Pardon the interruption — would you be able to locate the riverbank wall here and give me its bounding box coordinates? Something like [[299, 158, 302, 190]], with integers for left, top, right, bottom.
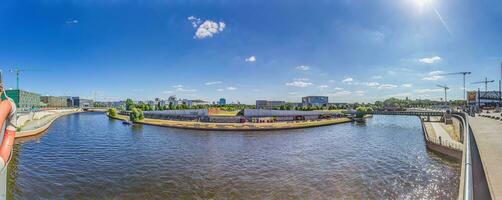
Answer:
[[420, 118, 462, 160], [108, 114, 353, 131], [15, 109, 83, 138]]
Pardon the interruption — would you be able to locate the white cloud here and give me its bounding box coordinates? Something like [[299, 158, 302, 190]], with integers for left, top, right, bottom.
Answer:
[[245, 56, 256, 62], [415, 88, 444, 93], [295, 78, 309, 81], [218, 22, 225, 31], [173, 85, 196, 92], [177, 88, 197, 92], [217, 88, 224, 92], [428, 70, 443, 75], [334, 87, 344, 90], [366, 82, 380, 87], [328, 90, 352, 96], [296, 65, 310, 71], [187, 16, 201, 28], [288, 92, 299, 95], [66, 19, 79, 24], [189, 17, 226, 39], [378, 84, 398, 89], [342, 77, 353, 83], [286, 81, 313, 88], [401, 83, 413, 88], [319, 85, 329, 89], [371, 75, 383, 79], [419, 56, 442, 64], [422, 71, 444, 81], [387, 92, 412, 97], [226, 86, 237, 91], [205, 81, 222, 85], [163, 91, 174, 94], [355, 90, 365, 96], [422, 76, 442, 80], [328, 80, 336, 83]]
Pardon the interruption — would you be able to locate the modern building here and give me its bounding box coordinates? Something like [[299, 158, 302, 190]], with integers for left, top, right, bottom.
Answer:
[[302, 96, 329, 107], [41, 96, 68, 108], [2, 89, 41, 111], [147, 100, 156, 110], [219, 98, 226, 105], [154, 98, 166, 108], [179, 99, 210, 107], [72, 97, 94, 108], [167, 96, 178, 106], [61, 96, 74, 107], [256, 100, 286, 109], [467, 90, 501, 108]]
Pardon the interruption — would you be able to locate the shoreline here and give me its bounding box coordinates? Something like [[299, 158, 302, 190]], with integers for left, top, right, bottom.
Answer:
[[15, 110, 83, 138], [108, 114, 353, 131]]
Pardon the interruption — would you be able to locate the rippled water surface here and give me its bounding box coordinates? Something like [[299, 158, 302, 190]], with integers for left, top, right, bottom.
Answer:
[[8, 113, 460, 199]]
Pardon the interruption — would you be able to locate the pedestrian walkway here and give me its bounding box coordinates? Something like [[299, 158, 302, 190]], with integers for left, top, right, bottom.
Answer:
[[469, 116, 502, 199], [431, 122, 462, 147]]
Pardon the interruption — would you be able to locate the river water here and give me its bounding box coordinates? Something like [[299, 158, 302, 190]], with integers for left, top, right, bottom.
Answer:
[[8, 112, 460, 199]]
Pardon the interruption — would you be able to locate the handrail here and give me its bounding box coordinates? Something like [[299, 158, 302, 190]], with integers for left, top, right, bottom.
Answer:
[[453, 113, 472, 200]]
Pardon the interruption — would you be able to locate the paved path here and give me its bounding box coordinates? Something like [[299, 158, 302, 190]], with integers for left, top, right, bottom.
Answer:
[[431, 122, 462, 147], [469, 116, 502, 199]]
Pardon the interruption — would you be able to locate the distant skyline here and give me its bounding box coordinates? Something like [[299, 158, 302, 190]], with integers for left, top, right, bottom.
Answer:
[[1, 0, 502, 104]]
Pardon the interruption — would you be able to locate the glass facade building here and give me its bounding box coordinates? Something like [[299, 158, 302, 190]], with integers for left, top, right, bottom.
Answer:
[[302, 96, 329, 107], [41, 96, 68, 108], [2, 89, 41, 111]]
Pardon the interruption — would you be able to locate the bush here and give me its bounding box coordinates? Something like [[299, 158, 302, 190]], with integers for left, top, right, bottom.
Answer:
[[355, 106, 371, 118], [108, 108, 117, 117], [129, 108, 144, 122]]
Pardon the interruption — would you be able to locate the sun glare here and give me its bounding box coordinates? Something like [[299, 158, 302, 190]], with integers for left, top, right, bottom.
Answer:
[[414, 0, 431, 12]]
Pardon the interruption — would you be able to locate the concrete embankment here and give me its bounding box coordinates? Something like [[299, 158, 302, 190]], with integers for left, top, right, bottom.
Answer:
[[15, 109, 82, 138], [109, 114, 353, 131], [421, 117, 462, 160]]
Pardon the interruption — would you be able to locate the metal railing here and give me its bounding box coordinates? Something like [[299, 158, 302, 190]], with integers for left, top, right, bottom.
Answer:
[[454, 113, 472, 200]]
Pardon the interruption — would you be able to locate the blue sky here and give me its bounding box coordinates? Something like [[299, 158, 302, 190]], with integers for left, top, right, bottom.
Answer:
[[1, 0, 502, 104]]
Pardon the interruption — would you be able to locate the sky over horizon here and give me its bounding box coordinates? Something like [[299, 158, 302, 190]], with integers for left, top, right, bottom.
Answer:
[[1, 0, 502, 104]]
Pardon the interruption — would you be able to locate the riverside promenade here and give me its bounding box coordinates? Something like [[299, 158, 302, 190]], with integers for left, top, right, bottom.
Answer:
[[469, 115, 502, 199]]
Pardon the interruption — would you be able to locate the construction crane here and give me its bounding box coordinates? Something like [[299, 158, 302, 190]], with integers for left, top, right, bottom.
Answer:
[[438, 72, 471, 106], [436, 84, 450, 105], [471, 77, 495, 92], [8, 68, 47, 90]]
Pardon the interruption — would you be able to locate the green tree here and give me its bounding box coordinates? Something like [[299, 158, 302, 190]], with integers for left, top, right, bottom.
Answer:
[[108, 108, 117, 117], [126, 99, 135, 111], [355, 106, 369, 118], [129, 108, 144, 122]]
